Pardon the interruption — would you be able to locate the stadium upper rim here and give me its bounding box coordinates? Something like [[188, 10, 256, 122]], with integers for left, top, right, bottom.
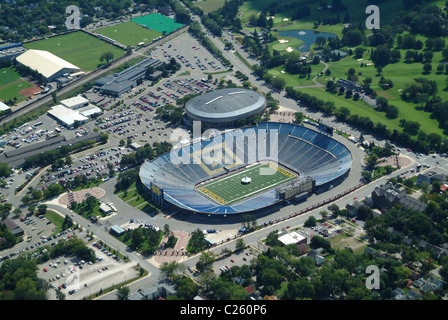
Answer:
[[139, 122, 353, 214]]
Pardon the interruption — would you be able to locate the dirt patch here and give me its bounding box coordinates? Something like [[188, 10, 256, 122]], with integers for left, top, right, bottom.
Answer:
[[19, 81, 42, 97]]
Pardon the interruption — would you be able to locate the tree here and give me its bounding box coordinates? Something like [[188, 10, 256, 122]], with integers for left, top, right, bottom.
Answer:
[[304, 216, 317, 228], [100, 51, 114, 65], [423, 63, 432, 74], [116, 286, 130, 300]]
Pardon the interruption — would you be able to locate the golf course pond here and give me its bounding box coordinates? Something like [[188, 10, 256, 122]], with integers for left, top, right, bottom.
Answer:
[[277, 29, 337, 52]]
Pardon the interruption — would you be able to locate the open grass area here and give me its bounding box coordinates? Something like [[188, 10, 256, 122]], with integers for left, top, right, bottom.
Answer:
[[0, 67, 21, 87], [330, 232, 367, 254], [115, 181, 159, 214], [23, 31, 126, 72], [197, 162, 297, 205], [195, 0, 227, 13], [268, 63, 325, 87], [94, 21, 162, 47], [45, 210, 65, 234], [299, 86, 445, 137], [0, 80, 33, 103]]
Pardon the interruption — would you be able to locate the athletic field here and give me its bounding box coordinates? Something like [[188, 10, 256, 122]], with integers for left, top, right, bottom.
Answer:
[[0, 67, 21, 87], [131, 13, 185, 34], [23, 31, 126, 72], [196, 162, 297, 205], [95, 21, 163, 47]]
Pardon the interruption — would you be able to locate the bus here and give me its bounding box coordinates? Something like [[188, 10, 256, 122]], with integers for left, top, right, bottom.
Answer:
[[34, 121, 43, 126]]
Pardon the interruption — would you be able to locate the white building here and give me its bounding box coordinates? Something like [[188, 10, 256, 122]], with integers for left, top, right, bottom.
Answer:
[[16, 49, 81, 81], [47, 105, 89, 129], [278, 231, 307, 246], [60, 95, 89, 110]]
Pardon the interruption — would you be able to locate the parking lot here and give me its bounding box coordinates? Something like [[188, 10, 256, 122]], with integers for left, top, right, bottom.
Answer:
[[38, 239, 137, 300]]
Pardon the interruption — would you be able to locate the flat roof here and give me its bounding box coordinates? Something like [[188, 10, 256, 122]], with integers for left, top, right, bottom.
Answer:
[[48, 105, 88, 126], [278, 232, 306, 245], [60, 95, 89, 108]]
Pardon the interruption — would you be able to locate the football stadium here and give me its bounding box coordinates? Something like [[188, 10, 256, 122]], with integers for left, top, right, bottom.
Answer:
[[139, 122, 353, 215]]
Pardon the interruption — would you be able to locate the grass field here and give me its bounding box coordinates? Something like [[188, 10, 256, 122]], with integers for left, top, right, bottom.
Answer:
[[195, 0, 227, 13], [0, 67, 21, 87], [94, 21, 162, 47], [197, 162, 297, 205], [0, 81, 33, 103], [23, 31, 126, 72]]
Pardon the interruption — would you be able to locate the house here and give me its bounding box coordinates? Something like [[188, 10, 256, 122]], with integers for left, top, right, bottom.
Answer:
[[1, 218, 24, 237], [233, 276, 245, 286], [371, 183, 406, 211], [129, 281, 177, 300], [406, 289, 421, 300], [416, 171, 446, 187], [371, 183, 426, 212], [345, 200, 363, 217]]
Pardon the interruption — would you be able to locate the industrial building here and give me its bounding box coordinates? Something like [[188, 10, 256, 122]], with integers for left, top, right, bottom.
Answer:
[[47, 105, 89, 128], [47, 95, 103, 128], [184, 88, 267, 128], [16, 49, 81, 81], [0, 101, 11, 115], [94, 57, 163, 96]]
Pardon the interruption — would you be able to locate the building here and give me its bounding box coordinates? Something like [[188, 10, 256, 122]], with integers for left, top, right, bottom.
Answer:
[[278, 231, 307, 246], [47, 105, 89, 129], [110, 225, 125, 236], [416, 171, 446, 187], [60, 96, 89, 110], [0, 101, 11, 116], [1, 218, 24, 237], [95, 57, 163, 96], [128, 281, 177, 300], [16, 49, 81, 81], [47, 96, 102, 128], [371, 183, 427, 213], [184, 88, 267, 128]]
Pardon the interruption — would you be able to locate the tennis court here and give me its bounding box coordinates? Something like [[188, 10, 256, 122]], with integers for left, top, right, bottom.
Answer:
[[131, 13, 185, 34]]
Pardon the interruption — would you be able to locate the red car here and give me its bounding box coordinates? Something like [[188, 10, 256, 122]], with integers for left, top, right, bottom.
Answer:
[[231, 259, 235, 263], [43, 268, 48, 272]]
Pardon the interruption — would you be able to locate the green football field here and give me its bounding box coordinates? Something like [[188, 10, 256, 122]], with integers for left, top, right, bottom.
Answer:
[[94, 22, 163, 47], [23, 31, 126, 72], [197, 162, 297, 205], [0, 67, 21, 87]]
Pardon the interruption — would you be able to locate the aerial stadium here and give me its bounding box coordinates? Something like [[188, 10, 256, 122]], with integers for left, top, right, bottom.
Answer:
[[183, 88, 267, 128], [139, 122, 353, 215]]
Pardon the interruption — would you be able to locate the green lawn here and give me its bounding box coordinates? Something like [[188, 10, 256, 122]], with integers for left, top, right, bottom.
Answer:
[[308, 32, 448, 137], [23, 31, 126, 72], [0, 67, 21, 87], [195, 0, 227, 13], [197, 162, 297, 205], [0, 81, 33, 102], [94, 22, 162, 47], [268, 63, 325, 87]]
